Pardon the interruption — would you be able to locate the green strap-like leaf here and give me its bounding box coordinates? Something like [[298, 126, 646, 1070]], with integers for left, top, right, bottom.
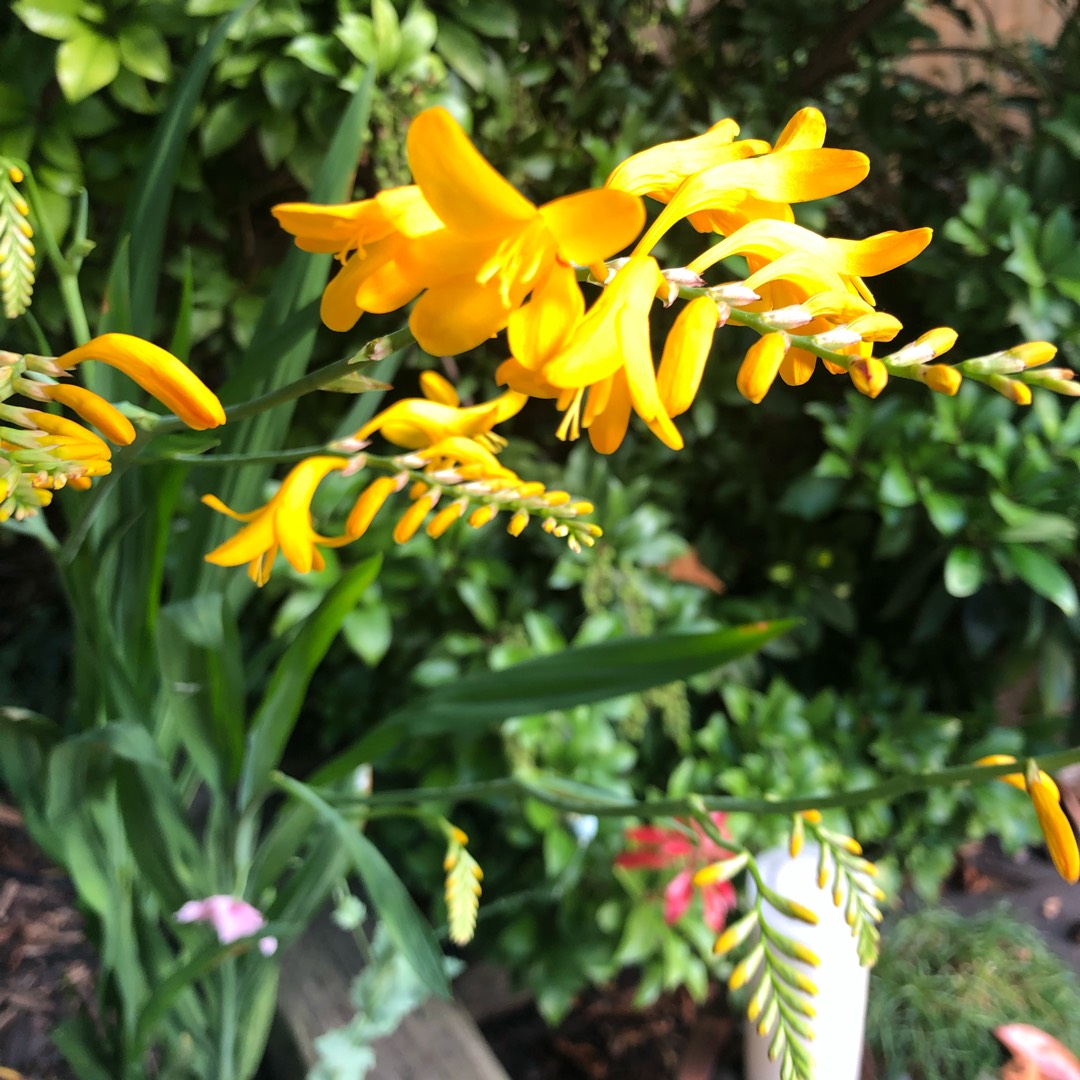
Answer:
[[177, 67, 376, 599], [238, 556, 382, 808], [333, 619, 798, 768], [274, 773, 449, 999], [104, 1, 253, 337]]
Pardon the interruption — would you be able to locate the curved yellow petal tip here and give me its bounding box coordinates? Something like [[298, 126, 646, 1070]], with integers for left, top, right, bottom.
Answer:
[[1030, 776, 1080, 884], [737, 332, 788, 404], [56, 333, 226, 431]]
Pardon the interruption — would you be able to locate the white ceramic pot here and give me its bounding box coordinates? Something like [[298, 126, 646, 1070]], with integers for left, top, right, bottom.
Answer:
[[743, 845, 870, 1080]]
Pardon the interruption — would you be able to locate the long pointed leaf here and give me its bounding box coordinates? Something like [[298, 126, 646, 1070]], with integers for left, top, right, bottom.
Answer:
[[106, 2, 254, 336], [238, 555, 382, 807], [274, 774, 449, 999], [334, 619, 798, 769], [178, 68, 376, 598], [249, 619, 795, 895]]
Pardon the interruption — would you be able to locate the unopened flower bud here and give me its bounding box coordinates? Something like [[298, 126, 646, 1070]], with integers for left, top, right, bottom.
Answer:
[[987, 374, 1033, 405], [708, 281, 760, 306], [888, 327, 958, 367], [919, 364, 963, 396], [811, 327, 863, 349], [848, 356, 888, 398], [660, 267, 709, 307], [1006, 341, 1057, 367], [762, 305, 813, 330]]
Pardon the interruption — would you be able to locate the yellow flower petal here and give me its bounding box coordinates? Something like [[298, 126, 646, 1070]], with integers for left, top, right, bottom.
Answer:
[[272, 198, 393, 255], [420, 370, 460, 407], [736, 331, 789, 403], [507, 263, 583, 372], [538, 189, 645, 266], [410, 275, 527, 357], [1030, 775, 1080, 884], [346, 475, 398, 538], [606, 119, 767, 197], [407, 107, 534, 237], [779, 346, 817, 386], [773, 107, 827, 151], [544, 257, 664, 390], [16, 410, 112, 458], [921, 365, 963, 395], [657, 296, 718, 417], [586, 369, 633, 454], [635, 149, 870, 256]]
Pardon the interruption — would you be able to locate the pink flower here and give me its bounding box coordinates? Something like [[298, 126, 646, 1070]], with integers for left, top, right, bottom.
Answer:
[[614, 812, 737, 932], [175, 895, 278, 956]]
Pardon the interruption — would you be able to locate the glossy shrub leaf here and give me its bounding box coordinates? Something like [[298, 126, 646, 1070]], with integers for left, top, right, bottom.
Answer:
[[1004, 544, 1079, 615], [57, 30, 121, 103], [275, 774, 449, 999], [118, 23, 172, 82], [944, 545, 984, 598], [13, 0, 85, 40]]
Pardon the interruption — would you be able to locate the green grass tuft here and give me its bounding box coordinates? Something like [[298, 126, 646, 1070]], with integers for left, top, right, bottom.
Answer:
[[867, 904, 1080, 1080]]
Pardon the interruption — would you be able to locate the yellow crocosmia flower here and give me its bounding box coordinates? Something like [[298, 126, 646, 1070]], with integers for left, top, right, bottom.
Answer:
[[631, 110, 869, 256], [976, 754, 1077, 883], [353, 388, 526, 452], [273, 197, 395, 255], [1030, 774, 1080, 884], [606, 117, 770, 201], [275, 187, 443, 333], [846, 312, 904, 342], [737, 331, 789, 404], [383, 107, 643, 356], [415, 435, 512, 477], [426, 499, 467, 538], [55, 334, 225, 430], [656, 295, 720, 418], [804, 290, 876, 322], [688, 220, 932, 308], [889, 327, 958, 365], [41, 383, 137, 444], [202, 456, 351, 586], [542, 256, 682, 453], [988, 374, 1033, 405]]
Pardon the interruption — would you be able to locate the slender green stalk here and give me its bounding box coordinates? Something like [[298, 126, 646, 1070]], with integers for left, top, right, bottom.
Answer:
[[152, 325, 417, 438], [57, 271, 92, 346], [335, 748, 1080, 818], [218, 959, 237, 1080]]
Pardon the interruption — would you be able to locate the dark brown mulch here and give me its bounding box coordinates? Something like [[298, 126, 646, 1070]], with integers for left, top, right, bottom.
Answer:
[[480, 973, 736, 1080], [0, 802, 94, 1080]]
